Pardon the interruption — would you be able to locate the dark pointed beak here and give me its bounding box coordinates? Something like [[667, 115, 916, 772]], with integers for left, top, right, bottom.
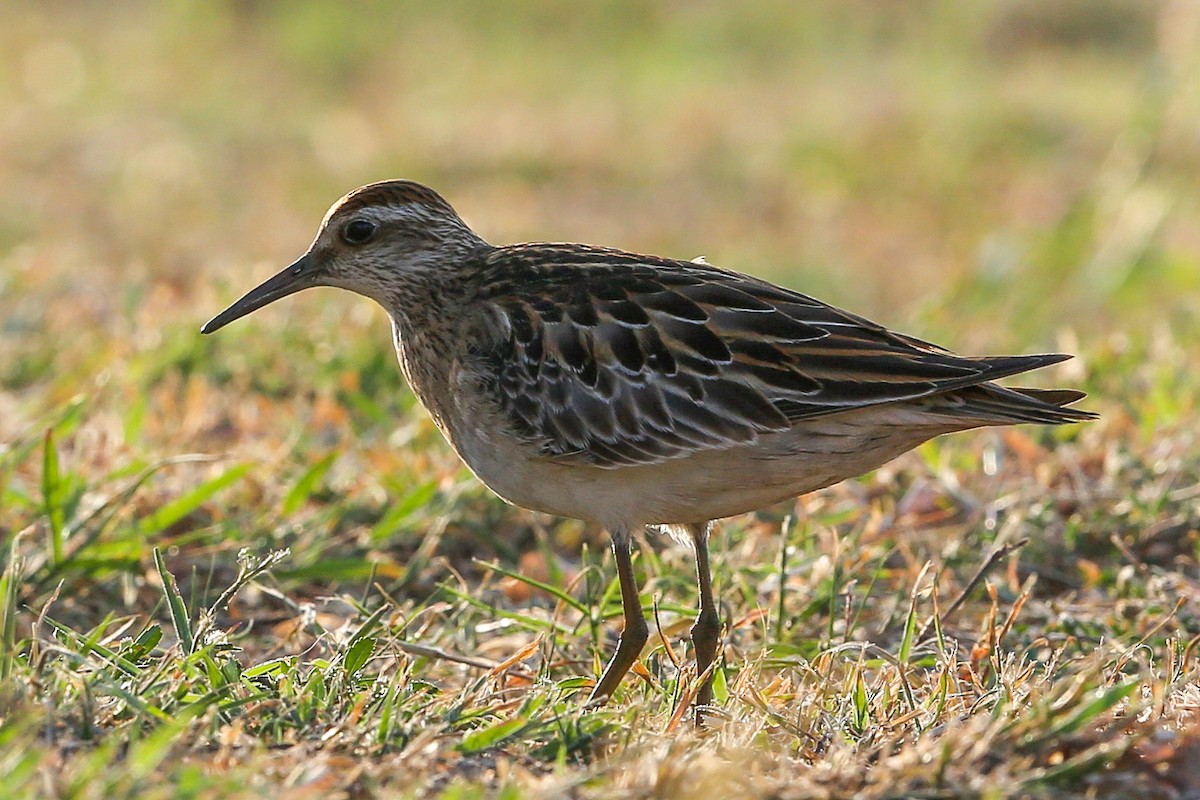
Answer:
[[201, 254, 321, 334]]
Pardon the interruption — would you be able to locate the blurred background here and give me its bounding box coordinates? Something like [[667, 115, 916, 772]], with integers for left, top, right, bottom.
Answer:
[[2, 0, 1198, 599]]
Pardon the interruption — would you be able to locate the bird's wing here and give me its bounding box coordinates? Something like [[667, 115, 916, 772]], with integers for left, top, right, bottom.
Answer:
[[464, 245, 1069, 468]]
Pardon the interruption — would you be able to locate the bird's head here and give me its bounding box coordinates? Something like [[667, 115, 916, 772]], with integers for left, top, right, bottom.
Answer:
[[201, 180, 487, 334]]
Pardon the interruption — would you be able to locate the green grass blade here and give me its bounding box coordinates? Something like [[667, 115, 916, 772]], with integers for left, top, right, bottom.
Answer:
[[345, 602, 390, 650], [459, 715, 529, 753], [369, 480, 439, 542], [138, 464, 250, 536], [1022, 681, 1140, 749], [0, 535, 23, 680], [281, 452, 337, 516], [476, 559, 588, 614], [851, 669, 869, 731], [39, 617, 141, 676], [153, 548, 194, 654], [2, 396, 87, 474], [897, 590, 919, 664], [441, 586, 576, 636], [343, 636, 376, 676], [41, 428, 65, 565]]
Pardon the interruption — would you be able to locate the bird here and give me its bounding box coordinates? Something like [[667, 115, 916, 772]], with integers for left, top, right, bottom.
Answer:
[[201, 179, 1096, 717]]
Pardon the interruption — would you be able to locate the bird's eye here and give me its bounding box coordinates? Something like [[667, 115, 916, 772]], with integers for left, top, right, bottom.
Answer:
[[341, 219, 377, 245]]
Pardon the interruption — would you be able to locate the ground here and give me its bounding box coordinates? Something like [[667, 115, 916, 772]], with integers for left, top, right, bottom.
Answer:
[[2, 2, 1199, 798]]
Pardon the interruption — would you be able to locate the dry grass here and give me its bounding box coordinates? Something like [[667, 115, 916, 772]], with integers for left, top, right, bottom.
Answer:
[[2, 2, 1199, 798]]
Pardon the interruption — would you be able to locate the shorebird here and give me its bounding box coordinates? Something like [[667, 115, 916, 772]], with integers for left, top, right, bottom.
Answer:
[[202, 180, 1095, 715]]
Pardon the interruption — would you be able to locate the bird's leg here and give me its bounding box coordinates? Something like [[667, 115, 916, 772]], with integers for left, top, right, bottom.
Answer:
[[687, 521, 722, 715], [588, 531, 648, 705]]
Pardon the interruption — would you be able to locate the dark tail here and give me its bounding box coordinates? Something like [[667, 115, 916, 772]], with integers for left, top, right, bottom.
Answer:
[[938, 382, 1098, 426], [915, 352, 1097, 426]]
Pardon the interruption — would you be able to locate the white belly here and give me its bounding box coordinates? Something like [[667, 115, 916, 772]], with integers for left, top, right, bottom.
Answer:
[[446, 402, 943, 531]]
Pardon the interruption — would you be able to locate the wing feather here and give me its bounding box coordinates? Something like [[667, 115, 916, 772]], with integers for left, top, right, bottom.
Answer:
[[464, 245, 1077, 467]]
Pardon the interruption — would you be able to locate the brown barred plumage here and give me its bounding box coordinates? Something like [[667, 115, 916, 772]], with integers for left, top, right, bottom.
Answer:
[[203, 179, 1096, 718]]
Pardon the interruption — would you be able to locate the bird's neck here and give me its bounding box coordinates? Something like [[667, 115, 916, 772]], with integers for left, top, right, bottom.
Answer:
[[384, 243, 491, 433], [388, 290, 463, 434]]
